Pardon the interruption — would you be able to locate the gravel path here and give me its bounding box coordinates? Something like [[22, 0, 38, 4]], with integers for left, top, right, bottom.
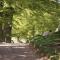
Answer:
[[0, 43, 40, 60]]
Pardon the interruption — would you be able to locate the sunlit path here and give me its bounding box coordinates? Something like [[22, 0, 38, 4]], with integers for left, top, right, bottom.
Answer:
[[0, 43, 40, 60]]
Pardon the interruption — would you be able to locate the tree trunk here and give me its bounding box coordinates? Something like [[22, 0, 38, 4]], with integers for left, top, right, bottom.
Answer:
[[0, 0, 4, 42], [3, 7, 14, 43], [0, 23, 3, 42]]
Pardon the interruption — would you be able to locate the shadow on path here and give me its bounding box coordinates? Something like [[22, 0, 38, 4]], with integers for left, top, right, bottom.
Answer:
[[0, 43, 40, 60]]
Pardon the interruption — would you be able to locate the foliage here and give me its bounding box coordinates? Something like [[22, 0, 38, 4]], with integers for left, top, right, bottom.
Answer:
[[29, 33, 60, 55], [11, 0, 60, 38], [0, 0, 60, 42], [30, 35, 54, 47]]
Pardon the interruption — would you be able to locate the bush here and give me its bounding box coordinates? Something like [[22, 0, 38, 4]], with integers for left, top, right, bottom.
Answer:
[[30, 35, 55, 47], [29, 34, 60, 55]]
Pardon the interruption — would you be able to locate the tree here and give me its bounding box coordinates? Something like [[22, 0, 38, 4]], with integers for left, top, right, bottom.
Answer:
[[0, 0, 14, 42], [12, 0, 60, 39], [0, 0, 60, 42], [3, 6, 14, 43], [0, 0, 4, 42]]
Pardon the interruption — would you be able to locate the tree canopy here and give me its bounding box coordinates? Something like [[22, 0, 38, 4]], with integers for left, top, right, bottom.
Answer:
[[0, 0, 60, 41], [11, 0, 60, 38]]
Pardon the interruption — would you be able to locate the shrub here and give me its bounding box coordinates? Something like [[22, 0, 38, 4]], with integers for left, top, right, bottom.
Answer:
[[30, 34, 60, 55]]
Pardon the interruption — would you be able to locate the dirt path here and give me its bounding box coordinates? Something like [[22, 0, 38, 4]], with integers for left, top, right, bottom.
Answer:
[[0, 43, 40, 60]]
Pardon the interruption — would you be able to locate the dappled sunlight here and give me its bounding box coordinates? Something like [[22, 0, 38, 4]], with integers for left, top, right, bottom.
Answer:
[[11, 37, 27, 43], [0, 0, 60, 60], [18, 55, 27, 57], [0, 43, 40, 60], [24, 52, 28, 54], [12, 46, 25, 49]]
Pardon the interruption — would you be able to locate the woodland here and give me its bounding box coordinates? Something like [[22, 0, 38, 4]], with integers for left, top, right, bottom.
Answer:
[[0, 0, 60, 59]]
